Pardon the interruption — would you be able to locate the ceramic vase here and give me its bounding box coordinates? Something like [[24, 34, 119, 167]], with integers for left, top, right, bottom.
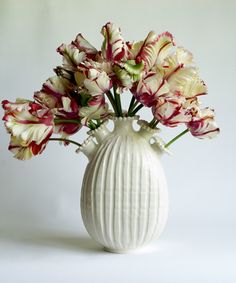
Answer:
[[78, 116, 169, 253]]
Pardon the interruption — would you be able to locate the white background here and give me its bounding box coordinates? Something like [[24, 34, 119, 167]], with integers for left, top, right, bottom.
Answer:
[[0, 0, 235, 282]]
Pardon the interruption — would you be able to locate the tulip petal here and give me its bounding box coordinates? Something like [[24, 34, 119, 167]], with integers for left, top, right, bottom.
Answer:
[[187, 107, 220, 138], [72, 33, 97, 56], [57, 43, 86, 70], [8, 135, 49, 160], [132, 72, 169, 107], [3, 102, 54, 144], [2, 99, 31, 112], [113, 65, 133, 91], [84, 68, 112, 96], [135, 31, 174, 71], [157, 46, 194, 77], [2, 100, 54, 159], [101, 22, 127, 62], [152, 95, 191, 127], [42, 76, 71, 98], [127, 41, 144, 60], [79, 95, 109, 125], [156, 31, 175, 55], [168, 67, 207, 98], [135, 31, 159, 71]]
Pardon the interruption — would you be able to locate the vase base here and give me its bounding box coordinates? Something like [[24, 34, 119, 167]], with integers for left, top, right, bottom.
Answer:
[[103, 247, 138, 254]]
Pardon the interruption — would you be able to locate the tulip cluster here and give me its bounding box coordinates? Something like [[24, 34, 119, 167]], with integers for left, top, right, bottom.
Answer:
[[2, 22, 219, 160]]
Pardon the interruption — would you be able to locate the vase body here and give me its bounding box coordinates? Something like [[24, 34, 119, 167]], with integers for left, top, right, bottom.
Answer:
[[79, 117, 168, 253]]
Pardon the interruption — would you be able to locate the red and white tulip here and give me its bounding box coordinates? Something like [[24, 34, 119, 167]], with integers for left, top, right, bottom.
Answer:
[[34, 76, 81, 136], [72, 33, 97, 59], [152, 94, 191, 127], [2, 100, 54, 160], [156, 46, 194, 77], [132, 72, 169, 107], [167, 67, 207, 99], [8, 135, 49, 160], [187, 107, 220, 138], [53, 96, 81, 136], [1, 22, 220, 159], [79, 95, 109, 125], [133, 31, 174, 72], [101, 22, 128, 63], [113, 65, 133, 92], [84, 68, 112, 96], [57, 43, 86, 71]]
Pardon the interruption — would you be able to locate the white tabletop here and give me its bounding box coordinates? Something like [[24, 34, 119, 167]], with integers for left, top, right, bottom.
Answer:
[[0, 218, 235, 283]]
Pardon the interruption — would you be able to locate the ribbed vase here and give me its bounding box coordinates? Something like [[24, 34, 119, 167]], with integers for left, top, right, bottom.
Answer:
[[78, 117, 168, 253]]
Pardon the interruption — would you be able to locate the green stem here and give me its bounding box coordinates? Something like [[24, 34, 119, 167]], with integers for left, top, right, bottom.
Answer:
[[130, 104, 144, 116], [88, 120, 97, 130], [128, 96, 137, 115], [131, 101, 139, 112], [49, 138, 81, 147], [148, 117, 159, 128], [113, 86, 123, 117], [54, 118, 81, 124], [164, 129, 189, 148], [96, 119, 102, 127], [106, 90, 119, 116]]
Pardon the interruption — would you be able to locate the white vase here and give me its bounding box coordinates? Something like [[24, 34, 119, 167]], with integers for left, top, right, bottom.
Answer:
[[78, 116, 169, 253]]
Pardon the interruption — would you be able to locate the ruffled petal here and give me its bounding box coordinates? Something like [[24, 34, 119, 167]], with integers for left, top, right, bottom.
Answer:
[[168, 67, 207, 98], [79, 95, 109, 125], [84, 68, 112, 96], [8, 135, 49, 160], [157, 46, 194, 77], [127, 41, 143, 60], [2, 99, 31, 112], [57, 43, 86, 70], [101, 22, 128, 62], [156, 32, 175, 55], [42, 76, 71, 98], [72, 33, 97, 57], [132, 72, 169, 107], [53, 96, 81, 135], [152, 95, 191, 127], [34, 91, 59, 109], [3, 101, 54, 144], [113, 65, 133, 91], [135, 31, 174, 71], [135, 31, 159, 71], [2, 100, 54, 159], [187, 107, 220, 138]]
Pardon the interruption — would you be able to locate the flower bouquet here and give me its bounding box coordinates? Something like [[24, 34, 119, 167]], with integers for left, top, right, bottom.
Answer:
[[2, 22, 219, 252]]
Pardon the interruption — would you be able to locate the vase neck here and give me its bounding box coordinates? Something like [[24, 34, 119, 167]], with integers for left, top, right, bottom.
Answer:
[[113, 116, 138, 134], [88, 120, 110, 143]]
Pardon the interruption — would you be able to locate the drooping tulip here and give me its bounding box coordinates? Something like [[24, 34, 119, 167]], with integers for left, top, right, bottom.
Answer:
[[187, 107, 220, 138], [2, 99, 54, 159]]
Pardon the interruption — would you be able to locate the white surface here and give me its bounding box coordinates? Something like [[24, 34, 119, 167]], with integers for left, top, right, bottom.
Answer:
[[0, 0, 235, 282]]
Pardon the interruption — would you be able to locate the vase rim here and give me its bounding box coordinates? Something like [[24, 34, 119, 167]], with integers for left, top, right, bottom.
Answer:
[[87, 119, 109, 136], [76, 135, 95, 154], [109, 115, 139, 122]]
